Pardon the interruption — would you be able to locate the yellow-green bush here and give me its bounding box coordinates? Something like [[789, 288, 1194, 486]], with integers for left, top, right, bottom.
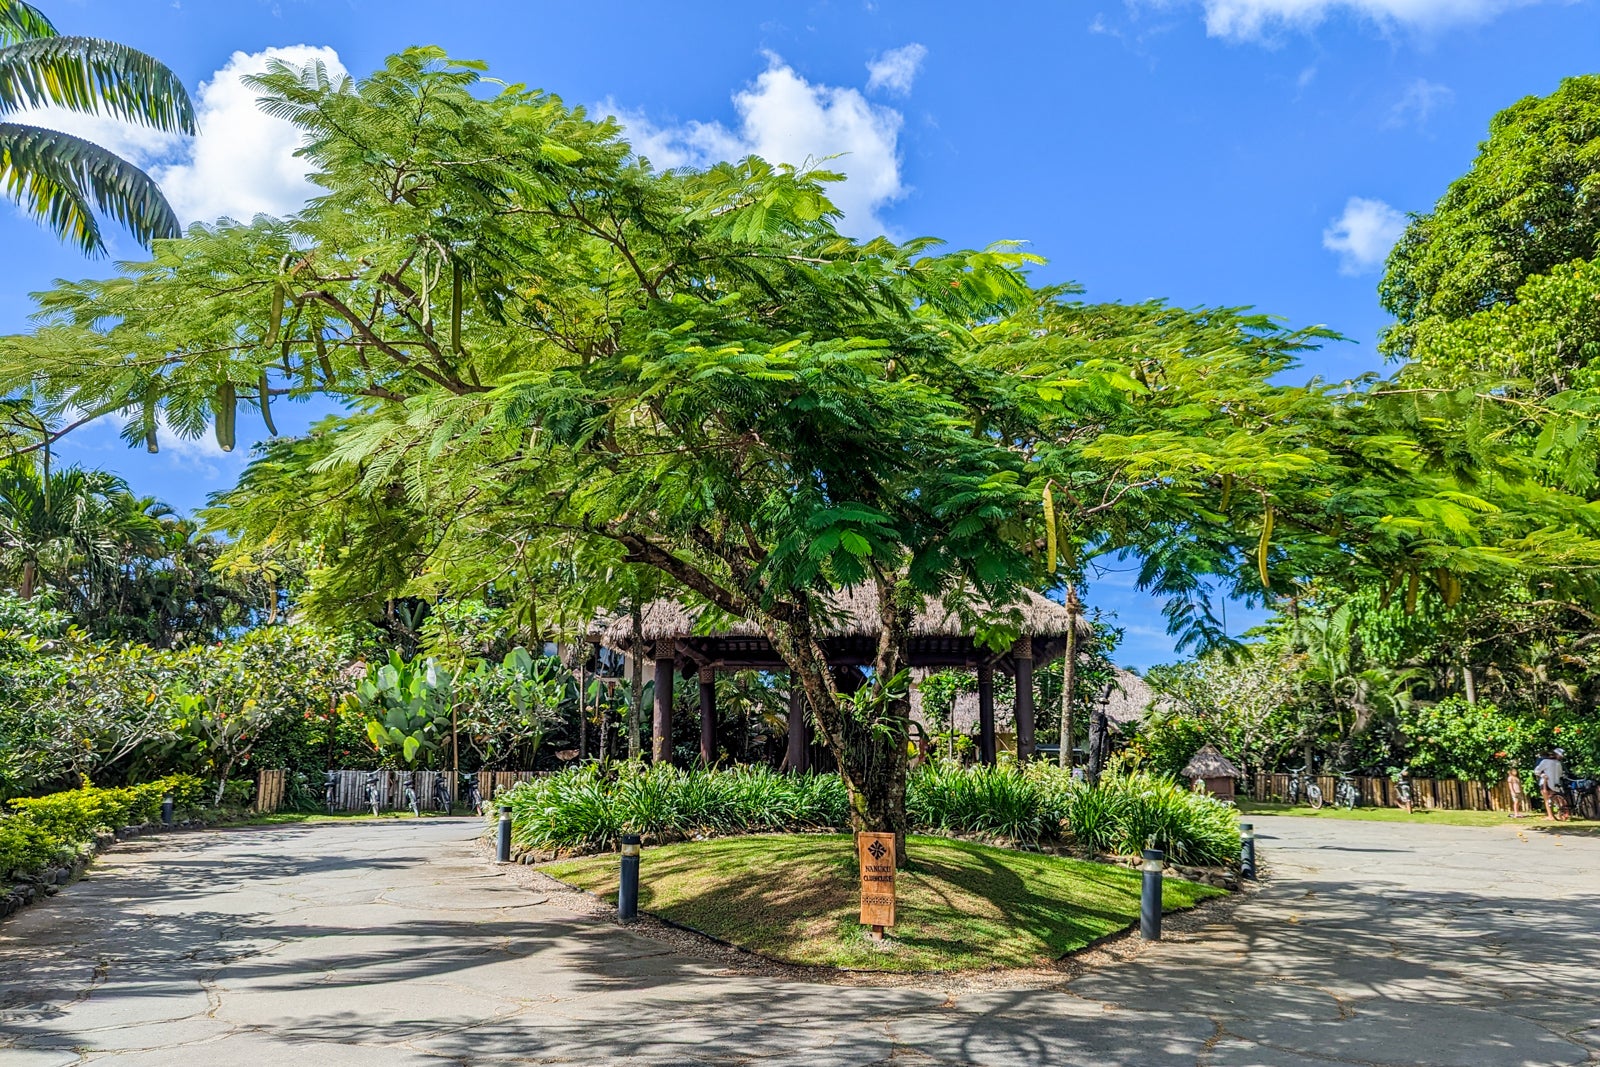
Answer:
[[0, 774, 206, 880]]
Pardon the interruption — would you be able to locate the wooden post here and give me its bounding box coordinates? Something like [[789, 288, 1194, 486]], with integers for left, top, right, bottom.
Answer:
[[788, 671, 809, 774], [1014, 637, 1035, 762], [699, 666, 716, 766], [977, 663, 997, 766], [652, 640, 675, 765]]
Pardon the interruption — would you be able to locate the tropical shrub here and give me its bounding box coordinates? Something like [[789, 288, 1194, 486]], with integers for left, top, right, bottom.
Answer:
[[0, 774, 208, 879], [503, 762, 1241, 867]]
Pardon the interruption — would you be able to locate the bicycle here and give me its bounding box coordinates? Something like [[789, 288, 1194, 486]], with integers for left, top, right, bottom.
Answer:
[[324, 771, 338, 814], [364, 771, 381, 816], [432, 773, 452, 814], [1333, 773, 1359, 810], [1567, 778, 1598, 821], [403, 772, 421, 818], [1394, 773, 1414, 815], [459, 772, 482, 816], [1289, 768, 1324, 809]]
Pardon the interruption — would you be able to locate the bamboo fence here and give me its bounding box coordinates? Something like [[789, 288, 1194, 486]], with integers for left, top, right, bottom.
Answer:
[[1252, 772, 1514, 811], [253, 769, 543, 814]]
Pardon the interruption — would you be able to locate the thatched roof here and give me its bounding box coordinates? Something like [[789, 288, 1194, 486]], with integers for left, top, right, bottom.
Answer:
[[1103, 669, 1154, 726], [592, 584, 1089, 651], [1182, 744, 1242, 779]]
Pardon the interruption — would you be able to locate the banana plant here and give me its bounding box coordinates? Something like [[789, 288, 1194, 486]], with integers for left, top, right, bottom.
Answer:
[[348, 650, 455, 767]]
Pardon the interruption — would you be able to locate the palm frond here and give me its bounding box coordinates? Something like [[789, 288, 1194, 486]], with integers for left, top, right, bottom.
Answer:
[[0, 122, 180, 252], [0, 36, 195, 132], [0, 1, 53, 46]]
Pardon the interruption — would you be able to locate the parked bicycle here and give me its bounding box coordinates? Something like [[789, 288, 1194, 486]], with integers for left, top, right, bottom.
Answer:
[[1289, 768, 1325, 809], [364, 771, 381, 816], [1561, 777, 1597, 821], [1394, 771, 1414, 815], [402, 772, 421, 818], [432, 773, 452, 814], [1333, 773, 1359, 810], [460, 772, 483, 816], [324, 771, 339, 814]]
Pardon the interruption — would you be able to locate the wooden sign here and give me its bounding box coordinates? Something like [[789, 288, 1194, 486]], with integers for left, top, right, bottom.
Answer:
[[856, 831, 896, 935]]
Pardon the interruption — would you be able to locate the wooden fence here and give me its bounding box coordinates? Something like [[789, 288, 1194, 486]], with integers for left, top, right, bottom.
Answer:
[[318, 769, 541, 813], [1252, 772, 1514, 812], [254, 769, 287, 813]]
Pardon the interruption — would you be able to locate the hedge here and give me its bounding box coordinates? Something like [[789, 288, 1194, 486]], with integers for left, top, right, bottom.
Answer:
[[0, 775, 207, 880], [501, 762, 1242, 867]]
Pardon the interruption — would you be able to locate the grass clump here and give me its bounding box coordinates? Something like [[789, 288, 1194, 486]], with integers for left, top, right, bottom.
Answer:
[[502, 761, 1242, 866], [544, 833, 1222, 971]]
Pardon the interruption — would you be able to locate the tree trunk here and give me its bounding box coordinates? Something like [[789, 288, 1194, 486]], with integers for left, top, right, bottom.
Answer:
[[1463, 664, 1477, 705], [628, 600, 644, 761], [20, 559, 36, 601], [763, 580, 912, 866], [1059, 585, 1080, 769]]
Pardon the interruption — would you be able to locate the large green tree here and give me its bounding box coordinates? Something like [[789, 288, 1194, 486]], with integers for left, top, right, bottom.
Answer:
[[0, 0, 194, 254], [5, 49, 1592, 859]]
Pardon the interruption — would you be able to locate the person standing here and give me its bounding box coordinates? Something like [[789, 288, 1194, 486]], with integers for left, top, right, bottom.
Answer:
[[1505, 760, 1528, 818], [1534, 750, 1568, 820]]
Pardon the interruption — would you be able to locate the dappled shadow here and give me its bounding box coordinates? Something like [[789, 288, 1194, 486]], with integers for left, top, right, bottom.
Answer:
[[3, 820, 1597, 1066]]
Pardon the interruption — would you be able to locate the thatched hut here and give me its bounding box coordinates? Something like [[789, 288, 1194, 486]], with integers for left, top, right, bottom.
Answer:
[[590, 585, 1089, 770], [1182, 744, 1242, 800]]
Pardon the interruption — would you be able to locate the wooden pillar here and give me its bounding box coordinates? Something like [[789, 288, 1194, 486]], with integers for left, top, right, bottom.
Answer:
[[1014, 637, 1035, 762], [652, 640, 675, 765], [977, 663, 997, 766], [698, 666, 716, 766], [788, 671, 809, 774]]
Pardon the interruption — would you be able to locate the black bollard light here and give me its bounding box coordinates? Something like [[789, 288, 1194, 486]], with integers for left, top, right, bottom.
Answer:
[[160, 795, 174, 826], [1240, 822, 1257, 880], [1140, 848, 1165, 941], [618, 833, 641, 922], [496, 805, 512, 864]]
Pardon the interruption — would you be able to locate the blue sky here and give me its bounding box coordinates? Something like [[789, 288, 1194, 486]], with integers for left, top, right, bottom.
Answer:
[[5, 0, 1597, 666]]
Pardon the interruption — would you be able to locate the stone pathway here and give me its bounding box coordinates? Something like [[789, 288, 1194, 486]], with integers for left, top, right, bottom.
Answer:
[[0, 814, 1595, 1065]]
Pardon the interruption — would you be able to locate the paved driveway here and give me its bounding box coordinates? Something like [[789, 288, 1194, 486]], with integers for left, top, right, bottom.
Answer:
[[1, 815, 1595, 1066]]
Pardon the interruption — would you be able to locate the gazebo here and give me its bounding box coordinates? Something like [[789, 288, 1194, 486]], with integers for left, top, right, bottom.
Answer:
[[591, 585, 1088, 770], [1182, 744, 1242, 800]]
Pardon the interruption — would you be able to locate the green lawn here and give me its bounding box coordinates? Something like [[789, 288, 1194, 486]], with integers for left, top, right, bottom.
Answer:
[[542, 833, 1222, 972], [1237, 799, 1598, 828]]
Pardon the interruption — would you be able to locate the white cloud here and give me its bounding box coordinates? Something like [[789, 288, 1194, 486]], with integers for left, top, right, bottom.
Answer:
[[1386, 77, 1454, 127], [1193, 0, 1538, 39], [1323, 196, 1407, 275], [865, 43, 928, 96], [13, 45, 346, 226], [605, 55, 908, 238]]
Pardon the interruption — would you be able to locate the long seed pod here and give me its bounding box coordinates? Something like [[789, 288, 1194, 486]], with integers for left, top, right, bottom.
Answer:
[[215, 382, 237, 452], [265, 282, 285, 347], [1256, 506, 1274, 591], [314, 329, 334, 383], [142, 396, 159, 453], [1043, 483, 1057, 574], [259, 372, 278, 436]]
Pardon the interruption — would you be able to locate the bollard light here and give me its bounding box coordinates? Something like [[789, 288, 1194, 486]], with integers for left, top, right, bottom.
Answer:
[[1240, 822, 1256, 880], [161, 795, 174, 827], [496, 805, 512, 864], [618, 833, 641, 922], [1139, 848, 1165, 941]]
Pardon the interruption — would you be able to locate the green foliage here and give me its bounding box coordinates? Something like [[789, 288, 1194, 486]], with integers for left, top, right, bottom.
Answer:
[[504, 762, 1240, 867], [1143, 643, 1302, 776], [1381, 74, 1600, 361], [1398, 697, 1564, 781], [457, 647, 569, 769], [0, 773, 205, 877], [0, 1, 194, 253], [1125, 713, 1208, 779], [348, 650, 455, 767]]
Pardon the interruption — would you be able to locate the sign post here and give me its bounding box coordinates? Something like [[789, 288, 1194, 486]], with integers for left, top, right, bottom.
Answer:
[[856, 831, 896, 940]]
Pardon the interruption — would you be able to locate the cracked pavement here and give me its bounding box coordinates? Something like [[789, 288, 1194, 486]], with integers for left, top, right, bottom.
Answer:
[[0, 815, 1596, 1065]]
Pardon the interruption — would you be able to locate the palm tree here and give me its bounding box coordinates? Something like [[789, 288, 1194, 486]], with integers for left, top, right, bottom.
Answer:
[[0, 460, 153, 599], [0, 0, 195, 254]]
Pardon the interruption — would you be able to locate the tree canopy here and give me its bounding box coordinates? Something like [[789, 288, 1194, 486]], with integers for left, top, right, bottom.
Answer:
[[6, 48, 1599, 849]]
